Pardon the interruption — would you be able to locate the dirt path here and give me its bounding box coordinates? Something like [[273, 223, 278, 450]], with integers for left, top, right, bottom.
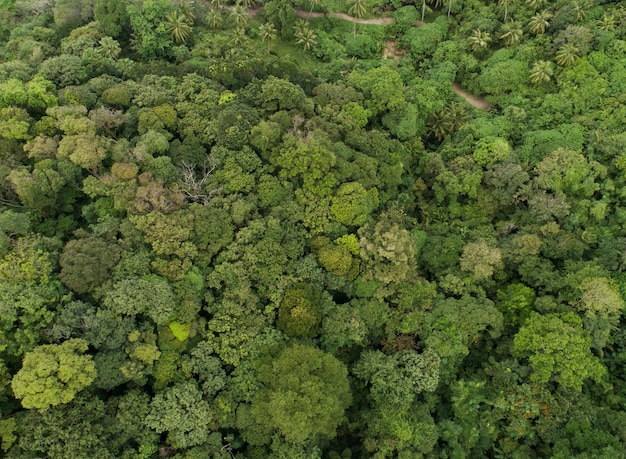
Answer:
[[452, 83, 490, 110], [294, 7, 393, 24], [248, 6, 489, 109]]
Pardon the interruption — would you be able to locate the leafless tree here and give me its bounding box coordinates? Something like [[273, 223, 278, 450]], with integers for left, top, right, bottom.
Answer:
[[178, 158, 221, 205]]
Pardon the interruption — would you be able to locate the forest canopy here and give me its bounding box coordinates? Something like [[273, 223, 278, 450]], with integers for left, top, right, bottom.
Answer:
[[0, 0, 625, 457]]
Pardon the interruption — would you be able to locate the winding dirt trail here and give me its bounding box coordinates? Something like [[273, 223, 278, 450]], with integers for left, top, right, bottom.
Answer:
[[244, 5, 490, 109], [294, 7, 393, 24], [452, 83, 490, 110]]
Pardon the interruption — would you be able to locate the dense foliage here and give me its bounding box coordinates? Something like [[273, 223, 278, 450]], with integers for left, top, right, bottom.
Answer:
[[0, 0, 625, 457]]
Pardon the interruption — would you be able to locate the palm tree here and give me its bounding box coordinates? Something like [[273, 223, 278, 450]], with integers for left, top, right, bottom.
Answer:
[[498, 0, 511, 22], [529, 60, 553, 84], [293, 19, 309, 36], [597, 13, 616, 32], [528, 10, 551, 34], [468, 29, 491, 52], [294, 27, 317, 54], [259, 22, 277, 55], [499, 21, 523, 46], [427, 101, 467, 141], [525, 0, 546, 10], [239, 0, 256, 8], [444, 0, 456, 18], [166, 11, 193, 44], [348, 0, 366, 37], [572, 0, 588, 22], [178, 1, 196, 25], [208, 0, 225, 9], [307, 0, 321, 19], [231, 4, 248, 27], [206, 9, 223, 29], [232, 27, 246, 47], [555, 43, 579, 67]]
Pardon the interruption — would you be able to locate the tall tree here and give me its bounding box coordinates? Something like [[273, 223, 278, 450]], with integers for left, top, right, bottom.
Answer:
[[512, 312, 606, 391], [528, 10, 551, 34], [231, 4, 248, 27], [498, 0, 512, 22], [555, 43, 579, 67], [348, 0, 366, 36], [165, 10, 193, 44], [499, 21, 523, 46], [246, 344, 352, 444], [529, 60, 553, 84], [468, 29, 491, 52], [11, 338, 96, 410], [294, 27, 317, 53], [259, 22, 277, 54]]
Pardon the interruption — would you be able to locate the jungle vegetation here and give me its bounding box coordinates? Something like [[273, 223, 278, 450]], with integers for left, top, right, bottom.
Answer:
[[0, 0, 625, 457]]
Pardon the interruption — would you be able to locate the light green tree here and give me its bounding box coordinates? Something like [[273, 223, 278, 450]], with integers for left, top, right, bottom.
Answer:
[[512, 312, 606, 391], [145, 381, 214, 448], [248, 344, 352, 444], [11, 338, 96, 410], [331, 182, 377, 227]]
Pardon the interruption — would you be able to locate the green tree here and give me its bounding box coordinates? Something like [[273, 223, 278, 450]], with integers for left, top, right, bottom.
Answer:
[[358, 216, 417, 285], [528, 10, 551, 34], [555, 43, 579, 67], [294, 26, 317, 53], [468, 29, 491, 52], [259, 22, 277, 54], [145, 381, 214, 449], [205, 9, 222, 29], [94, 0, 130, 38], [597, 12, 617, 32], [529, 60, 553, 84], [0, 239, 62, 357], [165, 11, 193, 44], [525, 0, 546, 9], [348, 0, 366, 36], [277, 284, 323, 338], [12, 338, 96, 410], [126, 0, 175, 59], [572, 0, 588, 22], [499, 21, 523, 46], [103, 276, 176, 326], [444, 0, 456, 17], [353, 349, 440, 408], [331, 182, 377, 226], [498, 0, 512, 21], [512, 312, 606, 391], [248, 344, 352, 444], [59, 236, 121, 294], [231, 4, 248, 27]]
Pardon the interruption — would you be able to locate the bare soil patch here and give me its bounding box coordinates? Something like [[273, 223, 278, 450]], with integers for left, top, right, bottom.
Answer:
[[452, 82, 491, 110]]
